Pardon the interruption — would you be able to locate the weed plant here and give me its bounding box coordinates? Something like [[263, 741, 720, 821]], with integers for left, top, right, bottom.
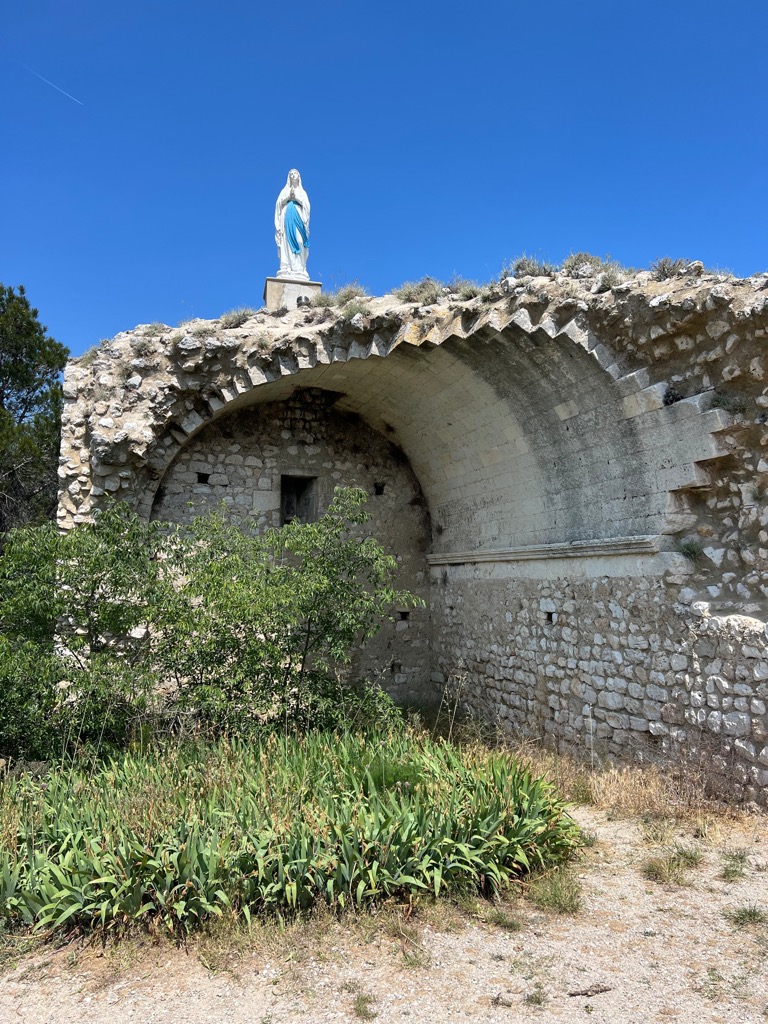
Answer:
[[724, 904, 767, 928], [219, 308, 257, 329], [310, 284, 369, 308], [527, 867, 582, 914], [142, 323, 166, 338], [642, 846, 702, 885], [676, 538, 706, 565], [0, 728, 579, 936], [353, 993, 378, 1019], [711, 390, 748, 415], [502, 255, 556, 279], [651, 257, 689, 280], [339, 298, 371, 321], [721, 849, 748, 882], [393, 278, 444, 305]]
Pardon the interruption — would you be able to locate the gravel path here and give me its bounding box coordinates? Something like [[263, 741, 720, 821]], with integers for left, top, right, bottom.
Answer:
[[3, 807, 767, 1024]]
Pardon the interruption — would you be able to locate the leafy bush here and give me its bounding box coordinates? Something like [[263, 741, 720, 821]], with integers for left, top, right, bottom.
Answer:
[[0, 729, 580, 934], [0, 489, 416, 757], [393, 277, 444, 305], [219, 307, 257, 329]]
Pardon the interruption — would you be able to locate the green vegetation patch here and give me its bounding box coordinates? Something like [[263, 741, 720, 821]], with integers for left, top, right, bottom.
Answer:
[[0, 730, 579, 935]]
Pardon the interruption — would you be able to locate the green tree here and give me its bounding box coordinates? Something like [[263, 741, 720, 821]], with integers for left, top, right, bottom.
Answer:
[[158, 486, 418, 732], [0, 489, 418, 759], [0, 284, 69, 533]]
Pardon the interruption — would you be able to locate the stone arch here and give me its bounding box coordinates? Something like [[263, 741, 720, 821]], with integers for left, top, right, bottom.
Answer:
[[131, 310, 729, 577]]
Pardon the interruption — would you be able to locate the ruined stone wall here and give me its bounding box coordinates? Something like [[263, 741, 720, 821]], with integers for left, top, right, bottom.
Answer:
[[152, 388, 431, 704], [58, 266, 768, 801], [431, 572, 768, 803]]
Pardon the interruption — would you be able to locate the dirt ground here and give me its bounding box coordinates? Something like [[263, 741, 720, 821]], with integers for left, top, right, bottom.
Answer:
[[2, 806, 767, 1024]]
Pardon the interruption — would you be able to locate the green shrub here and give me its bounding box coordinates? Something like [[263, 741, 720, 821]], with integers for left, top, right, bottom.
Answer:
[[0, 489, 418, 756], [219, 307, 257, 329], [0, 729, 580, 934], [393, 277, 444, 305]]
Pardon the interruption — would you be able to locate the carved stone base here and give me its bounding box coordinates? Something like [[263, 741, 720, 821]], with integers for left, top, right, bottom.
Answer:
[[263, 277, 322, 311]]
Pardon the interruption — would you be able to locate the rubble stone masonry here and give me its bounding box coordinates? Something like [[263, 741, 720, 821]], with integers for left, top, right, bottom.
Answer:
[[59, 265, 768, 801]]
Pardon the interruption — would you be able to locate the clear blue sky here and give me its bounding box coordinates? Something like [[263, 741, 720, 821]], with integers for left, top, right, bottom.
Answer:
[[2, 0, 766, 357]]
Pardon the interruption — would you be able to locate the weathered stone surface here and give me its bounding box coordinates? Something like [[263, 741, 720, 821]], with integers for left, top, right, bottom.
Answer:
[[58, 272, 768, 802]]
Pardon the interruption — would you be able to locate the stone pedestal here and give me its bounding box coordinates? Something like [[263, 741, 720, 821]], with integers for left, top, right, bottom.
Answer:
[[263, 277, 322, 311]]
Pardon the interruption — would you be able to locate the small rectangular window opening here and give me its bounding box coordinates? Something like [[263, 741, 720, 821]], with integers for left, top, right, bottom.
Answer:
[[197, 472, 210, 484], [399, 610, 410, 621], [281, 475, 317, 525], [374, 482, 385, 496]]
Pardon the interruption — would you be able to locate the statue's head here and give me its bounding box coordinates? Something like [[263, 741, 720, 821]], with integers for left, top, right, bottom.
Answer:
[[288, 169, 301, 187]]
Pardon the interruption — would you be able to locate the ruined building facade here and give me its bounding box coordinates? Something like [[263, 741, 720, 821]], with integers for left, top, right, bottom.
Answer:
[[58, 269, 768, 802]]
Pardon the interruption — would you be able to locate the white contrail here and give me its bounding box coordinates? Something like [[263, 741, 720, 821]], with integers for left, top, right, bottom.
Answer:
[[13, 56, 84, 106]]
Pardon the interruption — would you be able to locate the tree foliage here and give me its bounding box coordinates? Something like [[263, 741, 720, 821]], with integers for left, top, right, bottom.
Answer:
[[0, 488, 418, 759], [0, 284, 69, 532]]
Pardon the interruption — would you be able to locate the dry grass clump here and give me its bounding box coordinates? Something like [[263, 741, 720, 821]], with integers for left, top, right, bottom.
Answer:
[[501, 254, 557, 278], [219, 307, 257, 329], [191, 323, 216, 339], [446, 278, 483, 300], [338, 297, 371, 321], [142, 322, 167, 337], [642, 846, 703, 886], [650, 256, 690, 280], [508, 741, 725, 823], [393, 277, 444, 305], [310, 283, 369, 308]]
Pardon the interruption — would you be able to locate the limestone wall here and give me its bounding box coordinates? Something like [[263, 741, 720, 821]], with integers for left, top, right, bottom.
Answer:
[[58, 266, 768, 801], [152, 388, 431, 703], [431, 572, 768, 803]]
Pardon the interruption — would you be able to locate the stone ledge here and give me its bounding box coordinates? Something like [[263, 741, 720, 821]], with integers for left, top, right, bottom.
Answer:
[[426, 535, 660, 565]]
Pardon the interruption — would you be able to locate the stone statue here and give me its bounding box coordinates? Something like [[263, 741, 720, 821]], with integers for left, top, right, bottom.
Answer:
[[275, 169, 310, 280]]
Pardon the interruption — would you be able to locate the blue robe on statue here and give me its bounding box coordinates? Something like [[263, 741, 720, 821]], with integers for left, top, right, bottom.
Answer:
[[284, 201, 309, 255]]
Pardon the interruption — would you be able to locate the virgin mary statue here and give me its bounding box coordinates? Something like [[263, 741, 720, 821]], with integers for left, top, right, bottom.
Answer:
[[275, 169, 310, 280]]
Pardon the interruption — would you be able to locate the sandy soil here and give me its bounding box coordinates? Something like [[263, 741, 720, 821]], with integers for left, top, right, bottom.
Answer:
[[2, 807, 767, 1024]]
